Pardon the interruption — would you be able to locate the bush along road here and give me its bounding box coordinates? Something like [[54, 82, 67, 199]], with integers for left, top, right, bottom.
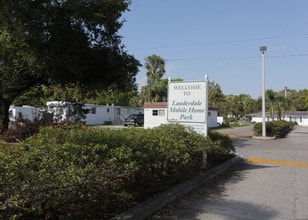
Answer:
[[0, 123, 235, 219]]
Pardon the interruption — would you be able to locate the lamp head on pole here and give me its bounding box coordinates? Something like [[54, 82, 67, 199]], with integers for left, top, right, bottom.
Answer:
[[260, 46, 267, 54]]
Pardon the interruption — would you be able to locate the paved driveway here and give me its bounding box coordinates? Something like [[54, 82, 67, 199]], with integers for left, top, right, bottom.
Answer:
[[149, 126, 308, 220]]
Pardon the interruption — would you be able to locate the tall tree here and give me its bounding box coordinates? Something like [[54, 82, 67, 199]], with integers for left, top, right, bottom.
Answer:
[[208, 81, 223, 107], [302, 89, 308, 110], [291, 89, 308, 111], [238, 94, 255, 117], [266, 89, 276, 120], [144, 54, 166, 102], [0, 0, 140, 130]]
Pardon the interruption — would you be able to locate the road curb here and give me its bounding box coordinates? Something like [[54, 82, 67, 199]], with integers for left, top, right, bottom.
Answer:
[[252, 136, 276, 140], [111, 155, 243, 220]]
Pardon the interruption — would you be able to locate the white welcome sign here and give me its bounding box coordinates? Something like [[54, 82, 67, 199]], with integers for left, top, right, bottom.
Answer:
[[167, 77, 208, 136]]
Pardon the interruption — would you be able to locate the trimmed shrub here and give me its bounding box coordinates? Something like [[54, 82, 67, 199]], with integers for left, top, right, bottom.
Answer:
[[253, 120, 295, 137], [207, 130, 235, 167], [0, 124, 234, 219]]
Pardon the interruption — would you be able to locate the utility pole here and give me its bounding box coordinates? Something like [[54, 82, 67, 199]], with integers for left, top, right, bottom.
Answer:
[[260, 46, 267, 138]]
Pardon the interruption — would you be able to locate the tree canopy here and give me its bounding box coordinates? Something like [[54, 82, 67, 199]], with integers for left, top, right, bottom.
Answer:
[[0, 0, 140, 130], [143, 54, 166, 102]]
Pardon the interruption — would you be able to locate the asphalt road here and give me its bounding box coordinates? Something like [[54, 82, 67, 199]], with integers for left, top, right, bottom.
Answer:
[[148, 125, 308, 220]]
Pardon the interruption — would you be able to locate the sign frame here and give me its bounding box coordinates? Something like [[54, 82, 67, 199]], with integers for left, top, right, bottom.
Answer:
[[167, 77, 209, 136]]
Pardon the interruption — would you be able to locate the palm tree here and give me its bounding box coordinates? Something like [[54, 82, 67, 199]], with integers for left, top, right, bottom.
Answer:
[[266, 90, 286, 121], [144, 55, 166, 102], [208, 81, 223, 107], [266, 90, 276, 120]]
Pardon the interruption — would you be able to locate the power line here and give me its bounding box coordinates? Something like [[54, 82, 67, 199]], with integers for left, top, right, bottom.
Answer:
[[166, 53, 308, 62], [269, 54, 308, 58], [127, 34, 308, 51]]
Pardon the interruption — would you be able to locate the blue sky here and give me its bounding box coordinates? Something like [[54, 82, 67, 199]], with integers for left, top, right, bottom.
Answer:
[[119, 0, 308, 99]]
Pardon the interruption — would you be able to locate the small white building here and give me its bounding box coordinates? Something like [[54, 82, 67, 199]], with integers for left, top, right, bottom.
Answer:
[[144, 102, 168, 129], [143, 102, 218, 129], [246, 111, 308, 126], [46, 101, 143, 125], [9, 105, 41, 122]]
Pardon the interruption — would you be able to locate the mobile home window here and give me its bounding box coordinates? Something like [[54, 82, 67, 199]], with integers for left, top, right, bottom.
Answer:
[[91, 108, 96, 114], [158, 110, 165, 116], [152, 109, 165, 116], [152, 110, 158, 116]]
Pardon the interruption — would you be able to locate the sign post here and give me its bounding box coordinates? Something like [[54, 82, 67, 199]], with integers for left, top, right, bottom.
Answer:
[[167, 75, 209, 136]]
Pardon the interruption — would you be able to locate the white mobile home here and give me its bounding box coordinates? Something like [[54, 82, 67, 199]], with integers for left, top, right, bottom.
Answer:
[[82, 103, 143, 125], [143, 102, 218, 129], [9, 105, 41, 122], [46, 101, 143, 125], [246, 111, 308, 126]]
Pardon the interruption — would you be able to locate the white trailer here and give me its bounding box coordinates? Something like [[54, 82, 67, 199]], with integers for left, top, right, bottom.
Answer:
[[46, 101, 143, 125], [9, 105, 41, 122]]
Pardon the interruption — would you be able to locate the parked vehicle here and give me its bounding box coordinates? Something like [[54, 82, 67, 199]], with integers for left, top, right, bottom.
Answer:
[[123, 113, 144, 126]]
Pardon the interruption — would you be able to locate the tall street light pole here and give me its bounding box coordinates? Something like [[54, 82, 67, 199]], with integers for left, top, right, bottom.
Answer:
[[260, 46, 267, 137]]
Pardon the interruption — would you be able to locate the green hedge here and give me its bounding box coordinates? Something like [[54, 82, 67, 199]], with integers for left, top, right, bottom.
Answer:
[[207, 130, 235, 167], [253, 120, 295, 137], [0, 124, 234, 219]]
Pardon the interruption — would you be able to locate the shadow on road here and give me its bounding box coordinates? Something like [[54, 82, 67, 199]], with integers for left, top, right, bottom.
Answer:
[[235, 136, 253, 148], [149, 162, 279, 220]]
